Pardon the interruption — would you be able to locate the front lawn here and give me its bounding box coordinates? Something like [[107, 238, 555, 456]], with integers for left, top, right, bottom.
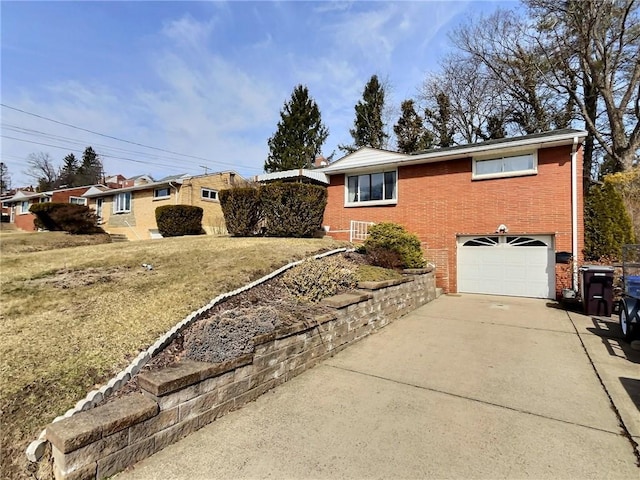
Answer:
[[0, 234, 344, 479]]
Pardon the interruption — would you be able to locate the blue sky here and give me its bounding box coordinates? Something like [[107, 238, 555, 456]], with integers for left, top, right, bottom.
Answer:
[[1, 0, 516, 188]]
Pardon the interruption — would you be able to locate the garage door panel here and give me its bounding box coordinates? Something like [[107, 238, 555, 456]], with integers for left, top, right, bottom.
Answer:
[[457, 236, 554, 299]]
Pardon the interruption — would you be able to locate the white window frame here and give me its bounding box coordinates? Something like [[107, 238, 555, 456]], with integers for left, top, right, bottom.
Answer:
[[344, 169, 398, 207], [69, 196, 87, 206], [153, 187, 171, 200], [40, 197, 51, 203], [113, 192, 132, 214], [19, 200, 30, 214], [201, 187, 218, 201], [472, 151, 537, 180]]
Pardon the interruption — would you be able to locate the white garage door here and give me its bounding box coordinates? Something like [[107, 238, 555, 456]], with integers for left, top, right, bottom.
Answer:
[[457, 235, 555, 299]]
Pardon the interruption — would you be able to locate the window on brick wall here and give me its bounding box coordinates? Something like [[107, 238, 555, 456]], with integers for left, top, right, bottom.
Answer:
[[201, 187, 218, 201], [20, 200, 30, 214], [69, 196, 87, 206], [114, 192, 131, 213], [472, 152, 537, 180], [345, 170, 397, 206], [154, 187, 170, 199]]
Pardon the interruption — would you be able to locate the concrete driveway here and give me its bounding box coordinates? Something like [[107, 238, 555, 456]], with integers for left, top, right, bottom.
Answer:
[[118, 294, 640, 479]]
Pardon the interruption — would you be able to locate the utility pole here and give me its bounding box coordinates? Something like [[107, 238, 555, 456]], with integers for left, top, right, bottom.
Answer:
[[200, 165, 209, 175]]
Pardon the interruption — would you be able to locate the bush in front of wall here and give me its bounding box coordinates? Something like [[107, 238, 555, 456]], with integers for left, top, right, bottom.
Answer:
[[363, 222, 426, 269], [261, 182, 327, 237], [218, 187, 262, 236], [155, 205, 204, 237], [30, 202, 104, 234], [282, 256, 357, 303]]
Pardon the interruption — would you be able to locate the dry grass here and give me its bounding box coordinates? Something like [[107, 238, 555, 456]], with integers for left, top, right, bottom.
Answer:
[[0, 231, 112, 254], [0, 233, 345, 479]]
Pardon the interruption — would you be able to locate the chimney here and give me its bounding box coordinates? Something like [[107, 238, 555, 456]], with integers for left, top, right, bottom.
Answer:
[[314, 155, 328, 168]]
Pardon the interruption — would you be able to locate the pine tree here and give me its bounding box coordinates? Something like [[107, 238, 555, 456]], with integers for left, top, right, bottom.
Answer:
[[59, 153, 79, 187], [77, 147, 103, 185], [393, 100, 433, 153], [425, 92, 455, 148], [0, 162, 11, 194], [340, 75, 388, 153], [264, 85, 329, 173]]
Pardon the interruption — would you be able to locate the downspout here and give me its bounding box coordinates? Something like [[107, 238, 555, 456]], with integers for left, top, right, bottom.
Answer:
[[169, 182, 179, 205], [571, 136, 579, 291]]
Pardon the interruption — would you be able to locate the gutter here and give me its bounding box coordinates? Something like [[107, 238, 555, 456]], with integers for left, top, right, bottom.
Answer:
[[571, 136, 579, 291]]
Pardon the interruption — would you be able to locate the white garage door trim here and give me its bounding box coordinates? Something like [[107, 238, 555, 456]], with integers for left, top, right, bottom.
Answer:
[[457, 235, 555, 299]]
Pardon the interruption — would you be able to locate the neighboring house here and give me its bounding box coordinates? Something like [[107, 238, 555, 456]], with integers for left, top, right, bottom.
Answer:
[[321, 129, 588, 300], [83, 171, 243, 240], [3, 185, 99, 231]]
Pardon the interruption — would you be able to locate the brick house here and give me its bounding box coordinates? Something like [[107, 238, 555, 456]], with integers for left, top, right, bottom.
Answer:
[[3, 186, 96, 231], [322, 129, 588, 299], [83, 171, 244, 240]]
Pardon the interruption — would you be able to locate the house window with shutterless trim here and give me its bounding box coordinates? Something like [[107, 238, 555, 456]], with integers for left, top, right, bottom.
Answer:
[[346, 171, 397, 206], [114, 192, 131, 213], [153, 187, 170, 199], [20, 201, 30, 214], [201, 188, 218, 201], [472, 152, 537, 180], [69, 196, 87, 206]]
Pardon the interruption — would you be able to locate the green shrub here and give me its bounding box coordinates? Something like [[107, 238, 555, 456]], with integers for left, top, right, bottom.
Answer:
[[363, 222, 426, 269], [29, 203, 103, 234], [219, 187, 262, 236], [584, 181, 635, 261], [282, 256, 357, 303], [261, 183, 327, 237], [355, 265, 403, 282], [155, 205, 204, 237]]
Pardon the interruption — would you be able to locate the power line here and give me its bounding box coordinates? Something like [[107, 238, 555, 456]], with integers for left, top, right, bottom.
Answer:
[[0, 103, 262, 171]]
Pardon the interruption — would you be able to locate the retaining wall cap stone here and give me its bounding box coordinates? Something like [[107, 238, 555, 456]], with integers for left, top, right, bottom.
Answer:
[[47, 394, 158, 454], [357, 278, 411, 290], [320, 291, 373, 309]]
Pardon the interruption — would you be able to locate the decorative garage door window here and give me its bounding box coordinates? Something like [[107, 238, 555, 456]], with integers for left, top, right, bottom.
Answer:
[[462, 236, 548, 247]]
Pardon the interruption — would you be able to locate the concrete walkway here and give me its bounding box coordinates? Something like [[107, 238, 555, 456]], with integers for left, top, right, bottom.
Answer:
[[118, 295, 640, 479]]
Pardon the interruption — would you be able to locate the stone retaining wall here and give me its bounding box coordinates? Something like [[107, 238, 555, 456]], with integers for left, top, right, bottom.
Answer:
[[46, 271, 436, 480]]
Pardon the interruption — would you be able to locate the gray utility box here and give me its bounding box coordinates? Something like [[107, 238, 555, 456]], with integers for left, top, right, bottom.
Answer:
[[579, 265, 614, 316]]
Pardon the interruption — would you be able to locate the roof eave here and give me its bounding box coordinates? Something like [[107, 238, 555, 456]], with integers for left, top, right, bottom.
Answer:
[[324, 130, 588, 175]]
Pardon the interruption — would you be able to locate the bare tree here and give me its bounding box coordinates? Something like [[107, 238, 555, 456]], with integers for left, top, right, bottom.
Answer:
[[421, 55, 511, 145], [451, 9, 577, 136], [526, 0, 640, 173], [24, 152, 58, 191]]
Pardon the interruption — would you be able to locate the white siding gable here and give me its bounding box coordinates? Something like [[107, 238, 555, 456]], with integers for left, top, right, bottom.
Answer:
[[324, 148, 409, 173]]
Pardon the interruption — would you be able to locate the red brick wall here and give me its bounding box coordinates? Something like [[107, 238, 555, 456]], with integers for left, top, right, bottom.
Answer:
[[14, 210, 36, 231], [323, 144, 584, 297], [51, 187, 90, 203]]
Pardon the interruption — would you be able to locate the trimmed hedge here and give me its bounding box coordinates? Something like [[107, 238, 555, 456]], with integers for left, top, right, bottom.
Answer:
[[29, 203, 104, 235], [363, 222, 426, 269], [219, 183, 327, 237], [155, 205, 204, 237], [219, 187, 262, 236], [584, 181, 635, 261], [261, 183, 327, 237]]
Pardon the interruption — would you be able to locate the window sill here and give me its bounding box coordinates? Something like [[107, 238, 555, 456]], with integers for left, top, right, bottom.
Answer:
[[113, 211, 131, 215], [345, 199, 397, 208], [200, 198, 219, 203], [152, 196, 170, 201], [472, 170, 537, 181]]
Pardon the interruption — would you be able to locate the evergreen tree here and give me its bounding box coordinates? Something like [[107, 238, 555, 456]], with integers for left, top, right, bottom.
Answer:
[[425, 92, 455, 148], [77, 147, 103, 185], [393, 100, 433, 153], [264, 85, 329, 173], [340, 75, 388, 153], [584, 180, 635, 261], [59, 153, 79, 187], [0, 162, 11, 194]]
